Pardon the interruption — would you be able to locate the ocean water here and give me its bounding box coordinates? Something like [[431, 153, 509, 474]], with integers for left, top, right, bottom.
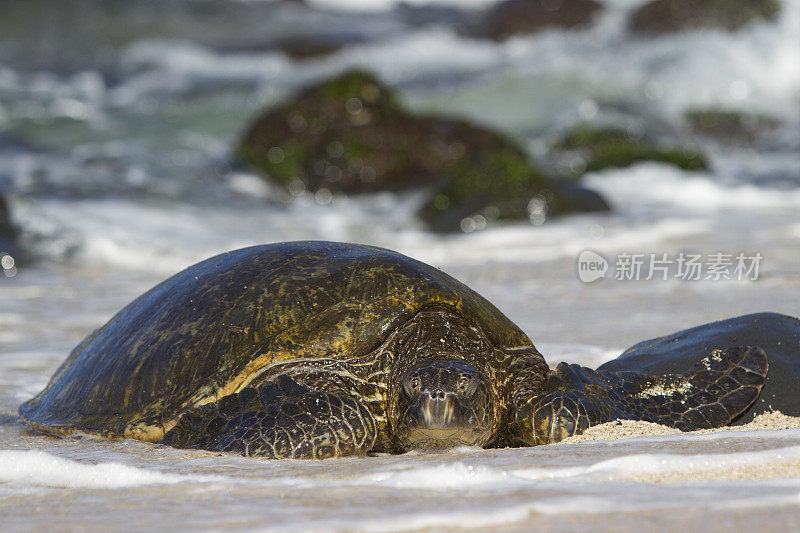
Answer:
[[1, 0, 800, 530]]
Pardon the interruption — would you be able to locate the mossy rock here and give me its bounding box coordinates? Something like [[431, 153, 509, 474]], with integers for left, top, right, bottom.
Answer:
[[238, 70, 610, 232], [630, 0, 780, 34], [551, 123, 708, 174], [462, 0, 603, 41], [420, 145, 547, 231], [238, 70, 483, 195], [419, 144, 610, 232], [685, 108, 781, 144]]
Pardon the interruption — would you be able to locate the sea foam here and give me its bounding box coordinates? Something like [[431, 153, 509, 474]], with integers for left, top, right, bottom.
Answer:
[[0, 450, 209, 489]]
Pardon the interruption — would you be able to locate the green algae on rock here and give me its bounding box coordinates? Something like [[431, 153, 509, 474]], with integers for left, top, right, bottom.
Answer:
[[630, 0, 780, 34], [685, 108, 781, 145], [461, 0, 603, 41], [551, 123, 708, 175], [237, 70, 609, 232], [418, 144, 609, 232], [419, 144, 549, 232]]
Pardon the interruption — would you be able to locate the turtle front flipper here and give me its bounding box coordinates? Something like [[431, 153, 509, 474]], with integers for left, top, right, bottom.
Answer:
[[509, 346, 767, 445], [160, 375, 378, 459]]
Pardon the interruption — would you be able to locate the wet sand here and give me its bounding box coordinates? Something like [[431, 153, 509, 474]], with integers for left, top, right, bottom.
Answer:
[[560, 411, 800, 444], [557, 411, 800, 483]]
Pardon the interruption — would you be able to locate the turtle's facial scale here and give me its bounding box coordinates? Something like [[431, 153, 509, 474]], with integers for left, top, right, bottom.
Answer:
[[394, 360, 493, 451]]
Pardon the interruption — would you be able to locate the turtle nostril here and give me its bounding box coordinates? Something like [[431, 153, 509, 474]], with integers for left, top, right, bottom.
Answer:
[[433, 390, 445, 400]]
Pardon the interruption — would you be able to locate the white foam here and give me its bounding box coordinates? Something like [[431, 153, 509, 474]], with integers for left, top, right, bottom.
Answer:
[[112, 40, 291, 106], [516, 0, 800, 118], [319, 28, 502, 84], [509, 442, 800, 484], [0, 450, 197, 489], [582, 445, 800, 479], [366, 461, 512, 489], [404, 215, 708, 268], [311, 503, 541, 533], [585, 163, 800, 212]]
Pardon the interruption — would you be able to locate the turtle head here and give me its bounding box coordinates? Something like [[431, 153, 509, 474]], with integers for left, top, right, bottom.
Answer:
[[394, 360, 493, 451]]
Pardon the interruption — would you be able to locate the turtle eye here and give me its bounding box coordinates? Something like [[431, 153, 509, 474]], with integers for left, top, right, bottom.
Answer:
[[404, 375, 422, 396], [456, 374, 477, 396]]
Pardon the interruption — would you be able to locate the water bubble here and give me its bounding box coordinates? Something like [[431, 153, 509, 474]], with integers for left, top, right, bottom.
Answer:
[[569, 156, 587, 174], [529, 214, 546, 226], [345, 98, 363, 115], [289, 114, 307, 133], [1, 254, 15, 270], [267, 147, 285, 164], [288, 178, 306, 196], [325, 165, 342, 182], [460, 217, 477, 233], [527, 196, 547, 226], [527, 195, 547, 215], [315, 188, 333, 205], [433, 194, 450, 210], [359, 166, 376, 183], [483, 205, 500, 220]]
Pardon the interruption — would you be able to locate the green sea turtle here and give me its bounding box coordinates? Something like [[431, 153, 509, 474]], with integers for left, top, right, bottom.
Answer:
[[19, 241, 768, 459], [599, 312, 800, 424]]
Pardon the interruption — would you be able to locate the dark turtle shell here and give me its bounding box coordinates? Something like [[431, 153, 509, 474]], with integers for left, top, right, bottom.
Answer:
[[599, 312, 800, 424], [20, 241, 536, 440]]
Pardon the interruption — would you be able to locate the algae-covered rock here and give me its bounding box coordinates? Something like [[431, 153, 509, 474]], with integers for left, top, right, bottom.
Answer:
[[238, 70, 609, 232], [551, 123, 708, 174], [462, 0, 603, 41], [420, 144, 550, 232], [685, 108, 781, 144], [630, 0, 780, 34], [238, 70, 485, 195]]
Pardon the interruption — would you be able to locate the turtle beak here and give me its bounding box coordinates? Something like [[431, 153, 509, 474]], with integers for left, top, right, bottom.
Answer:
[[420, 389, 456, 428]]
